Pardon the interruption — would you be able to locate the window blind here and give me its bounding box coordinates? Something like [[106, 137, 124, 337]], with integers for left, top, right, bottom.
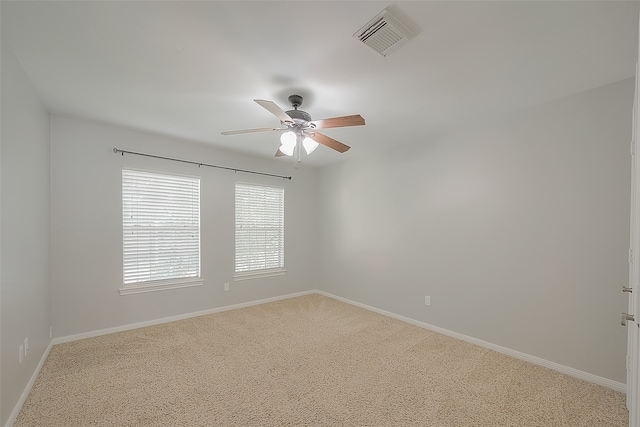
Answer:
[[235, 183, 284, 273], [122, 169, 200, 285]]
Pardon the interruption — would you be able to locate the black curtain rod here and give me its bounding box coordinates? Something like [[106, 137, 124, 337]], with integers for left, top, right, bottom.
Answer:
[[113, 148, 292, 180]]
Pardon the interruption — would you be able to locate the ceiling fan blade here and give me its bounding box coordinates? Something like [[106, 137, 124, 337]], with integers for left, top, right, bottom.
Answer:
[[221, 127, 287, 136], [311, 132, 351, 153], [254, 99, 294, 123], [275, 148, 286, 157], [311, 114, 365, 129]]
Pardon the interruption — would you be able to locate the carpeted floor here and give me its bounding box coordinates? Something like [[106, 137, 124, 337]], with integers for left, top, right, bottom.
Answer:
[[15, 294, 628, 426]]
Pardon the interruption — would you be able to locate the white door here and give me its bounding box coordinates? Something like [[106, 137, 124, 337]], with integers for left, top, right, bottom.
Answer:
[[627, 48, 640, 425]]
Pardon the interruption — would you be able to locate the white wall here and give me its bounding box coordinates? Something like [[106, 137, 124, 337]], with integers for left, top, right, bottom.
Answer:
[[50, 116, 319, 337], [1, 41, 633, 421], [0, 39, 51, 426], [319, 78, 633, 383]]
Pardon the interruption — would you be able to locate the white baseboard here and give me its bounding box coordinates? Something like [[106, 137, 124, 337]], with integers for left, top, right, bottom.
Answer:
[[316, 290, 626, 393], [5, 340, 54, 427], [52, 290, 316, 345]]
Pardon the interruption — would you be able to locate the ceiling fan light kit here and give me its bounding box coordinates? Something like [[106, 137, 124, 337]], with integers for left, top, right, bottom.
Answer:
[[222, 94, 365, 160]]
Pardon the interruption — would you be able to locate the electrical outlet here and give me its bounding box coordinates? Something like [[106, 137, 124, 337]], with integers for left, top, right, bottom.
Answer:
[[24, 338, 30, 356], [224, 282, 229, 291], [19, 344, 24, 364], [425, 296, 431, 306]]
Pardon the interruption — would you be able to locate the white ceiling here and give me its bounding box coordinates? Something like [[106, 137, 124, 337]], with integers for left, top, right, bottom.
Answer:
[[2, 1, 638, 167]]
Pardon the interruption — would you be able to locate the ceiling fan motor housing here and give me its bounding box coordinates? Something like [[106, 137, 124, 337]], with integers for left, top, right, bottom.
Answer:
[[286, 109, 312, 123]]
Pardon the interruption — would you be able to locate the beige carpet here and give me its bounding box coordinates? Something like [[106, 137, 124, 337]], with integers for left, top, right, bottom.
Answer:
[[15, 294, 628, 426]]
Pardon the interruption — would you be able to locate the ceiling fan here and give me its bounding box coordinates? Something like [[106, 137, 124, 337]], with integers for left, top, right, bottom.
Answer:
[[221, 95, 365, 158]]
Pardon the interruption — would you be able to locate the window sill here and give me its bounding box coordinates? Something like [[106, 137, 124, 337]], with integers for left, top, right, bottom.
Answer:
[[234, 268, 286, 281], [119, 278, 203, 295]]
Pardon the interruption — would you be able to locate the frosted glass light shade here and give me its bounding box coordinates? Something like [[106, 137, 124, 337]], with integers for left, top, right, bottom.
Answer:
[[280, 131, 296, 146], [279, 131, 296, 156], [279, 143, 295, 156], [303, 137, 319, 154]]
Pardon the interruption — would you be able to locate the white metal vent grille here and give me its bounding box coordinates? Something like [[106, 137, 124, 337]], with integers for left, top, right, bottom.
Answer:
[[353, 9, 414, 57]]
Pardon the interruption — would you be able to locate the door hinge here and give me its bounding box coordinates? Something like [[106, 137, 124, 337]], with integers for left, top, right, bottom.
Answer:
[[628, 354, 631, 370]]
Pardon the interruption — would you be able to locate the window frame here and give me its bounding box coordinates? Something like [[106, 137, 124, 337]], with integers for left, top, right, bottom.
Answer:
[[119, 168, 202, 295], [234, 181, 286, 281]]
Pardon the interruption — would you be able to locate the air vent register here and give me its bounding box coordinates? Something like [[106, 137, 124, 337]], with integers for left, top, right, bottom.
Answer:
[[353, 8, 414, 57]]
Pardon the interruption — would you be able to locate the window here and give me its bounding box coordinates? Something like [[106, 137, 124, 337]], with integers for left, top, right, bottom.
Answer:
[[121, 169, 201, 295], [235, 182, 285, 279]]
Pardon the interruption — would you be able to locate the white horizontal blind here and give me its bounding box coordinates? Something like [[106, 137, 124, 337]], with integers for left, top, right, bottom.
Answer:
[[122, 169, 200, 285], [235, 183, 284, 273]]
